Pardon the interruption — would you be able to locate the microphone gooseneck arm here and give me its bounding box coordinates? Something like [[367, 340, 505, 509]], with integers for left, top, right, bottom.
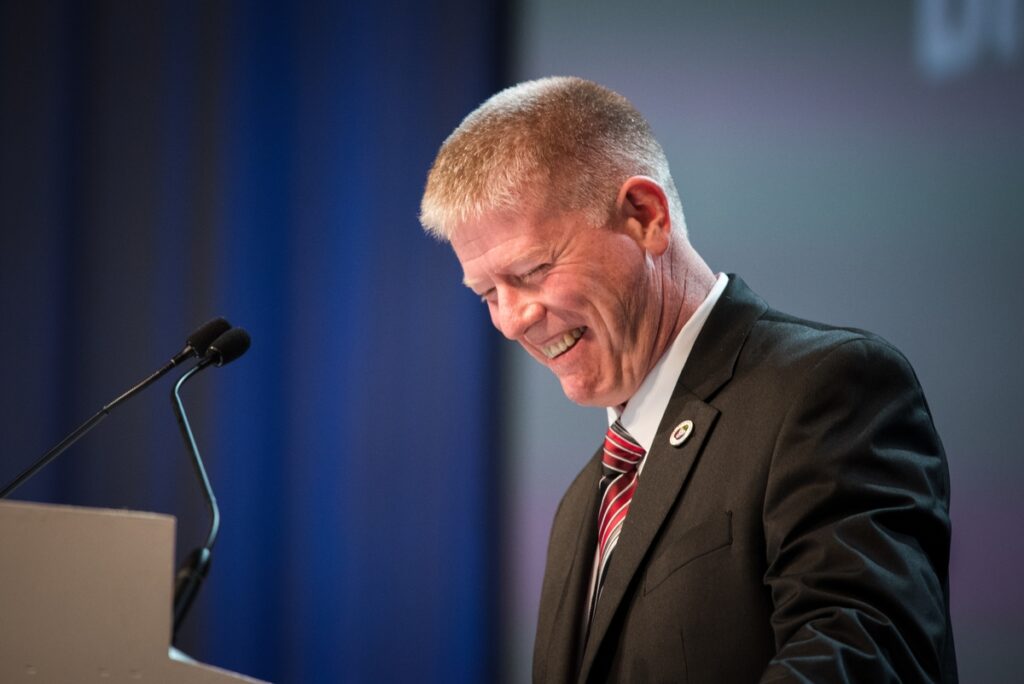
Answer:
[[171, 360, 221, 638], [172, 361, 221, 551], [2, 364, 185, 500], [0, 317, 231, 500], [170, 326, 249, 640]]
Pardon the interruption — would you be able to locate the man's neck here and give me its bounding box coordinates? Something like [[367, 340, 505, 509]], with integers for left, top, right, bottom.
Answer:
[[655, 242, 717, 369], [610, 272, 729, 455]]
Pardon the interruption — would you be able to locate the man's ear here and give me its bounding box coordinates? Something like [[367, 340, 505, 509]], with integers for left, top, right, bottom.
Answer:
[[615, 176, 671, 256]]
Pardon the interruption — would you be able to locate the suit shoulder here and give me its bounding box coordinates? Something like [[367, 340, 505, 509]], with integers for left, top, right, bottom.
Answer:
[[742, 309, 944, 455], [746, 308, 913, 375]]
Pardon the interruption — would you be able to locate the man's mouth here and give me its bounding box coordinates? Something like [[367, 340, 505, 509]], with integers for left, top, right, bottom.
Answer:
[[541, 327, 586, 359]]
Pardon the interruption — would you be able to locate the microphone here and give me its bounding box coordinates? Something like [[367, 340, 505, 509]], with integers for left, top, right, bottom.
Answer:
[[0, 317, 233, 499], [201, 327, 252, 368], [175, 317, 235, 366], [170, 327, 251, 639]]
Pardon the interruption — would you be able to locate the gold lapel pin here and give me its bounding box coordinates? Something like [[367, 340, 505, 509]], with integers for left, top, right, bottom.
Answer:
[[669, 420, 694, 447]]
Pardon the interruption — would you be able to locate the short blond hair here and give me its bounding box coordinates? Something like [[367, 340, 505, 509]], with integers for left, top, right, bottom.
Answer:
[[419, 76, 685, 241]]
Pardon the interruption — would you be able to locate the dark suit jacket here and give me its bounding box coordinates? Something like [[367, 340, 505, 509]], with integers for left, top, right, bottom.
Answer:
[[533, 276, 957, 683]]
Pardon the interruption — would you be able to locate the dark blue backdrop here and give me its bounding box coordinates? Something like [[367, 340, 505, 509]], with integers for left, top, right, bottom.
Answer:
[[0, 1, 506, 681]]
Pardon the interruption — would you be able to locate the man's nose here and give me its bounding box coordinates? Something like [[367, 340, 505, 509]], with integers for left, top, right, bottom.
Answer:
[[493, 288, 544, 340]]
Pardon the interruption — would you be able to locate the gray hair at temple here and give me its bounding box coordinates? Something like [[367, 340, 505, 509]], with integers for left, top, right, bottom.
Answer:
[[419, 76, 686, 241]]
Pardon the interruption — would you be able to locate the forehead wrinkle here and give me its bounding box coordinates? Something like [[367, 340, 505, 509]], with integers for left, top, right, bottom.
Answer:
[[461, 237, 547, 281]]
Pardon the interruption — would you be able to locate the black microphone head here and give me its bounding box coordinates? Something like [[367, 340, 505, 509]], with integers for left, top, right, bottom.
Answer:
[[205, 328, 251, 367], [187, 318, 232, 357]]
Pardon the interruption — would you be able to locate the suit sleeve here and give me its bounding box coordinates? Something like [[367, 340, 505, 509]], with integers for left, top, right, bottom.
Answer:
[[759, 338, 956, 683]]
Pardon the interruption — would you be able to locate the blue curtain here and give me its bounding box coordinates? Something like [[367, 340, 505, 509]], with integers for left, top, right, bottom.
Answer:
[[0, 1, 505, 681]]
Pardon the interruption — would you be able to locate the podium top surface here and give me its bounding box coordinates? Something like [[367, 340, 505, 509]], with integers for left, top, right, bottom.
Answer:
[[0, 498, 176, 522]]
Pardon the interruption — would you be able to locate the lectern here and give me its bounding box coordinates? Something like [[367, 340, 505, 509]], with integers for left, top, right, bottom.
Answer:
[[0, 500, 268, 683]]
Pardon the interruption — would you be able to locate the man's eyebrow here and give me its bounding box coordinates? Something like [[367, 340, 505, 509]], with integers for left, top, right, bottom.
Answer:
[[461, 249, 550, 293], [462, 276, 490, 293]]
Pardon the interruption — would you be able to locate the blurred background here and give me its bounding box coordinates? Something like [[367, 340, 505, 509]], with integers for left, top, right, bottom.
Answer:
[[1, 1, 1020, 682]]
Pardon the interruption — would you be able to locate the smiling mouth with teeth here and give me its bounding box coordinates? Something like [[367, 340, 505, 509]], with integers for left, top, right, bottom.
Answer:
[[542, 327, 586, 359]]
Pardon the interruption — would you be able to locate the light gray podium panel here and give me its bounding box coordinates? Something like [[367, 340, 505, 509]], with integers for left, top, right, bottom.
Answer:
[[0, 500, 267, 683]]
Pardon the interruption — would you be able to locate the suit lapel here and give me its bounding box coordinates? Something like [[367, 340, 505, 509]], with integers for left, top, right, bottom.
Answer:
[[578, 395, 720, 681], [576, 276, 768, 682], [678, 275, 769, 401], [536, 455, 602, 682]]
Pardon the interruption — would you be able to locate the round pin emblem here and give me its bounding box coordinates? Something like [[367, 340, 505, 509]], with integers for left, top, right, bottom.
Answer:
[[669, 420, 694, 447]]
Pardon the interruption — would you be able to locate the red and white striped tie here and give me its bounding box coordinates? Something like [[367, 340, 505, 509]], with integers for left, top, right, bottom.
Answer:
[[589, 421, 645, 621]]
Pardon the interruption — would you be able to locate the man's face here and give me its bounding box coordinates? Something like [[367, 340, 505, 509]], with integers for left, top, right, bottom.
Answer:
[[451, 205, 664, 407]]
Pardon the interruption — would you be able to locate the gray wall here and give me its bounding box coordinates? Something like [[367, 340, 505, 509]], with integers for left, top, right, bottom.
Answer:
[[500, 2, 1024, 682]]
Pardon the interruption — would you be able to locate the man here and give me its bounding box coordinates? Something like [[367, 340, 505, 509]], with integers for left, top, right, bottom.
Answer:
[[420, 77, 957, 682]]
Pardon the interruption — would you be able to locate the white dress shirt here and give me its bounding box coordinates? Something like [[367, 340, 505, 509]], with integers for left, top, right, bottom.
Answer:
[[607, 272, 729, 467]]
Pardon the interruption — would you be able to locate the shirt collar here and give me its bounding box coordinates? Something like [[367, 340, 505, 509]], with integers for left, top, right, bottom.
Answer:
[[607, 273, 729, 454]]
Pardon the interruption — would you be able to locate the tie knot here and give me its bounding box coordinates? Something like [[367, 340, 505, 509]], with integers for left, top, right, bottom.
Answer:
[[602, 421, 645, 476]]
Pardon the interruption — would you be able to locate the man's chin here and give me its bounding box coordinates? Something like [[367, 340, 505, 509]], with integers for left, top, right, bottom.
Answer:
[[557, 377, 609, 408], [535, 348, 620, 406]]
